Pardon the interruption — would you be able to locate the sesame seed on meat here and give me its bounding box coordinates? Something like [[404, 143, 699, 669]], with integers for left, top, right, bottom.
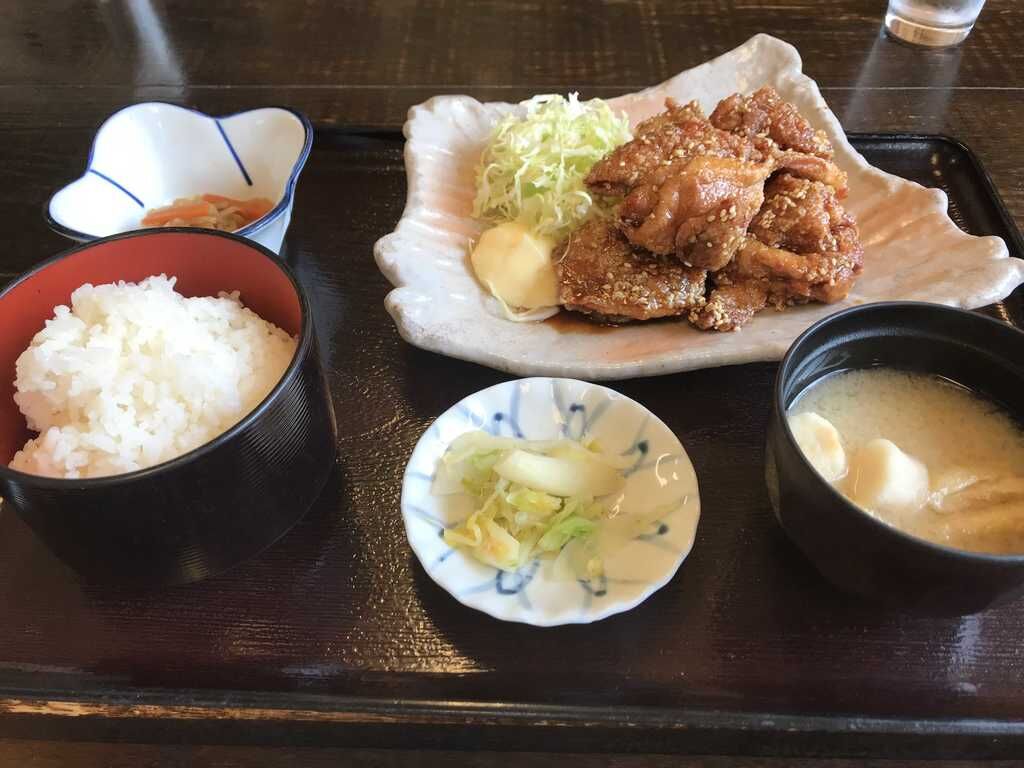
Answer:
[[555, 219, 707, 323]]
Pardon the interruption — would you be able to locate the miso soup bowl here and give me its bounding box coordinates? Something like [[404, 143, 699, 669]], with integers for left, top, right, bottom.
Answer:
[[0, 229, 337, 587], [766, 302, 1024, 615]]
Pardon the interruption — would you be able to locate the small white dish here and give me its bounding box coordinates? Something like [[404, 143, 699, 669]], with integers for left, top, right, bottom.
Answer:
[[375, 33, 1024, 379], [401, 377, 701, 626], [46, 103, 312, 255]]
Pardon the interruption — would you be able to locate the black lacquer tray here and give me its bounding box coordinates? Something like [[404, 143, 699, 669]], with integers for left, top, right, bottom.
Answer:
[[0, 132, 1021, 758]]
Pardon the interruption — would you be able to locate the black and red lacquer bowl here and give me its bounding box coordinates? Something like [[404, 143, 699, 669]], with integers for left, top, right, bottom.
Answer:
[[0, 228, 336, 587]]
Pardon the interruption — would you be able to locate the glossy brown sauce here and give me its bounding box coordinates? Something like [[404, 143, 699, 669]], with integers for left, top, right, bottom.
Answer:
[[544, 311, 619, 334]]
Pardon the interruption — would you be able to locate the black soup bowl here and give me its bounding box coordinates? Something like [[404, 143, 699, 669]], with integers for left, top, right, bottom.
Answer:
[[0, 229, 337, 587], [766, 302, 1024, 615]]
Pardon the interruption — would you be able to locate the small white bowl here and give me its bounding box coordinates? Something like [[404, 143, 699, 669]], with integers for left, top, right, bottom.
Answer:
[[46, 103, 313, 255], [401, 377, 701, 626]]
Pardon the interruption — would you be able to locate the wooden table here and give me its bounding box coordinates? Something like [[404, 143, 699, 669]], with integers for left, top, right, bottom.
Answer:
[[3, 1, 1024, 764]]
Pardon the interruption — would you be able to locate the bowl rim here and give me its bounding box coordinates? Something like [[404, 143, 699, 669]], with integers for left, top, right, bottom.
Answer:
[[43, 102, 314, 242], [0, 227, 313, 489], [775, 299, 1024, 564]]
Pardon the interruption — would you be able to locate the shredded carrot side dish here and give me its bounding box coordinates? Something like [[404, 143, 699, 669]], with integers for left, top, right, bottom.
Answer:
[[141, 194, 274, 231]]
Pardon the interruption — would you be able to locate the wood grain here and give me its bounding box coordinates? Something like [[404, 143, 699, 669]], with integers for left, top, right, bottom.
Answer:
[[12, 739, 1024, 768], [2, 740, 1021, 768], [3, 0, 1024, 89]]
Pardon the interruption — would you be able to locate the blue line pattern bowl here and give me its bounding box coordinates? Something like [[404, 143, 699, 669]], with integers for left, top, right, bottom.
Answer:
[[401, 377, 701, 626], [45, 103, 312, 255]]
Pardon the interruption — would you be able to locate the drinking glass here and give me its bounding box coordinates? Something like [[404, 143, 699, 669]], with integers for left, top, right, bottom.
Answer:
[[885, 0, 987, 47]]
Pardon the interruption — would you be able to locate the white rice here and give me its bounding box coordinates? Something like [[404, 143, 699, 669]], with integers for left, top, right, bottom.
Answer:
[[9, 274, 297, 479]]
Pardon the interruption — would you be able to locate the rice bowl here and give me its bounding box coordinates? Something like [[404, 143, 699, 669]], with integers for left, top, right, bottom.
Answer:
[[10, 275, 296, 479], [0, 229, 337, 586]]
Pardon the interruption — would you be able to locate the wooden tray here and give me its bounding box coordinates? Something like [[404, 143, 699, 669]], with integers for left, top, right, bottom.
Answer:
[[0, 132, 1021, 758]]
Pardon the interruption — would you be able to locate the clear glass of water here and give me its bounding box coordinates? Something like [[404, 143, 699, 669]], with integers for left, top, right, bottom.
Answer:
[[885, 0, 987, 47]]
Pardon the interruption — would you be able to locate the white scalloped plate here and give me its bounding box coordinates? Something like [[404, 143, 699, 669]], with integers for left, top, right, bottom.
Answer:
[[374, 34, 1024, 380], [401, 378, 700, 626]]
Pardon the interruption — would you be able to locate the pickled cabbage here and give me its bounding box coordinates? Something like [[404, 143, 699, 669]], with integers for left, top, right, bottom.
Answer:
[[472, 93, 632, 240], [435, 431, 626, 572]]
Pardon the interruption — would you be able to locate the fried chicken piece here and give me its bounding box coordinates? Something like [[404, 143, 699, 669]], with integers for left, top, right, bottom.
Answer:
[[773, 151, 848, 194], [585, 99, 763, 196], [617, 155, 772, 270], [585, 94, 844, 270], [555, 218, 706, 323], [585, 100, 768, 269], [711, 87, 848, 195], [710, 86, 832, 158], [691, 174, 863, 331], [578, 91, 852, 313], [753, 174, 845, 247], [689, 280, 768, 332], [731, 236, 861, 304]]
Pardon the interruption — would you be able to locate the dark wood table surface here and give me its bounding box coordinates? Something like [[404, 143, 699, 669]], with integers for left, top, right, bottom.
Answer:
[[4, 1, 1024, 765]]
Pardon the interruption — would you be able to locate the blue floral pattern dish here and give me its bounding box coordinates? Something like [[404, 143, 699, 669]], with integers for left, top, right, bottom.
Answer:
[[401, 377, 700, 626]]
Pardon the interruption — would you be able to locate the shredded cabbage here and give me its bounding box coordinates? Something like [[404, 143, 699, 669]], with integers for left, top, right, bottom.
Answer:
[[472, 93, 632, 240], [435, 431, 625, 572]]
